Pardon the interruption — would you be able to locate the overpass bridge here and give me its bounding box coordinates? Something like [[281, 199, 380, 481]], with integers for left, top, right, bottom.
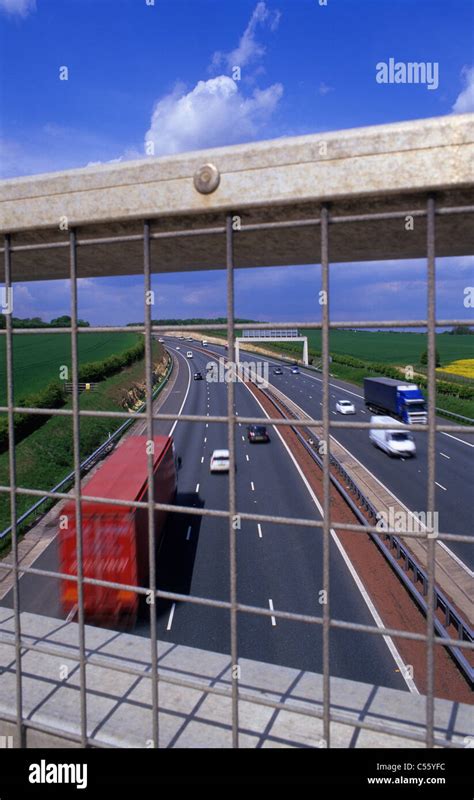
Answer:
[[0, 114, 473, 750]]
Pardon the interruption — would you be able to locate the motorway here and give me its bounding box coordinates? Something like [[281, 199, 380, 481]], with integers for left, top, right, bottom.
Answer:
[[2, 336, 471, 692], [146, 341, 409, 689], [200, 339, 474, 570]]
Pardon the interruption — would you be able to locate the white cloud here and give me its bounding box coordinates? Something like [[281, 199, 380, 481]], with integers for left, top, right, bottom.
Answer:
[[0, 0, 36, 17], [211, 2, 281, 73], [318, 82, 333, 96], [452, 65, 474, 113], [145, 75, 283, 156]]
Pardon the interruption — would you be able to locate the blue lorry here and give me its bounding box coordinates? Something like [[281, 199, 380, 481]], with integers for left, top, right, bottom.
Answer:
[[364, 377, 427, 424]]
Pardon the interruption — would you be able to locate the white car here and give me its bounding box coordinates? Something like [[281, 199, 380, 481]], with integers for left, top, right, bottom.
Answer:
[[186, 351, 193, 358], [336, 399, 355, 414], [158, 338, 164, 343], [369, 415, 416, 458], [210, 449, 230, 472], [176, 346, 180, 350]]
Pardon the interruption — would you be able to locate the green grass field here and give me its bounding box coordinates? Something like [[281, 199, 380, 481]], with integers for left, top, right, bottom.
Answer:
[[211, 328, 472, 367], [0, 332, 140, 404], [301, 330, 473, 367]]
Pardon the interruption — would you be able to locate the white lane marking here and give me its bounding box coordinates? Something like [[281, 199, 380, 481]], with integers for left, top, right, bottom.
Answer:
[[169, 351, 192, 436], [330, 531, 418, 694], [250, 481, 255, 491], [268, 598, 276, 626], [246, 454, 249, 461], [439, 452, 450, 459], [361, 409, 366, 414], [435, 481, 447, 491], [204, 437, 207, 443], [186, 526, 192, 541], [195, 483, 200, 492], [240, 381, 418, 693], [242, 435, 245, 441], [257, 523, 263, 539], [206, 423, 208, 428], [440, 431, 474, 448], [331, 411, 337, 415], [201, 456, 204, 463], [166, 603, 176, 631]]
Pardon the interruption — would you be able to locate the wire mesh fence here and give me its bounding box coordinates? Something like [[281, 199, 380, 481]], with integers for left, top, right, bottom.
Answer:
[[1, 196, 473, 749]]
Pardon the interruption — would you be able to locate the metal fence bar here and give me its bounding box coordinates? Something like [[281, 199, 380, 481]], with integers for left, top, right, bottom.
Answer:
[[426, 196, 437, 749], [2, 202, 472, 255], [226, 212, 239, 747], [69, 228, 88, 747], [320, 205, 331, 748], [1, 318, 473, 335], [4, 233, 24, 748], [2, 489, 471, 545], [144, 219, 160, 749], [1, 403, 471, 433]]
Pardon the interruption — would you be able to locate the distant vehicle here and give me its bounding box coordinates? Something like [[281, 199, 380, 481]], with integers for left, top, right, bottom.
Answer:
[[369, 415, 416, 458], [158, 338, 165, 343], [187, 337, 193, 341], [291, 366, 299, 374], [336, 399, 355, 415], [364, 377, 427, 424], [176, 346, 180, 350], [273, 367, 283, 375], [202, 340, 208, 347], [247, 425, 269, 443], [186, 351, 193, 358], [59, 436, 178, 626], [210, 449, 230, 472], [179, 336, 185, 340], [194, 371, 203, 380]]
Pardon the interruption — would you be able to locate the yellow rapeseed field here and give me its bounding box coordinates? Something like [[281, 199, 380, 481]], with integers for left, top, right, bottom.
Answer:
[[438, 359, 474, 378]]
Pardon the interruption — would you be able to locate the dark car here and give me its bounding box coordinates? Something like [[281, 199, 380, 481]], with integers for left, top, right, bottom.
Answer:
[[194, 372, 203, 380], [247, 425, 270, 443], [273, 367, 283, 375]]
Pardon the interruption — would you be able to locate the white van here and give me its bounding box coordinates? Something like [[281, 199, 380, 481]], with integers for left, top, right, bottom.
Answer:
[[186, 351, 193, 359], [369, 415, 416, 458], [202, 340, 208, 347]]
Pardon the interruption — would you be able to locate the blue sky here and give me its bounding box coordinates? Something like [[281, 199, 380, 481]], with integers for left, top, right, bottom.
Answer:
[[1, 0, 473, 325]]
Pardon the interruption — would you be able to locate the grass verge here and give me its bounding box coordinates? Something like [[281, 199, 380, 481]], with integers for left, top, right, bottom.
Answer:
[[0, 342, 169, 551]]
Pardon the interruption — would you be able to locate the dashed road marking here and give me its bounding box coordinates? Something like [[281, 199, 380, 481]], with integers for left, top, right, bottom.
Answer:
[[186, 526, 192, 541], [166, 603, 176, 631], [439, 452, 450, 459], [257, 524, 263, 539], [251, 481, 255, 491], [195, 483, 200, 492], [268, 599, 276, 626], [435, 481, 447, 491]]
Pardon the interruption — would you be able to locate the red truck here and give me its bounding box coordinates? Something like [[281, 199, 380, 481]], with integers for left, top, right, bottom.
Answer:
[[59, 435, 178, 626]]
